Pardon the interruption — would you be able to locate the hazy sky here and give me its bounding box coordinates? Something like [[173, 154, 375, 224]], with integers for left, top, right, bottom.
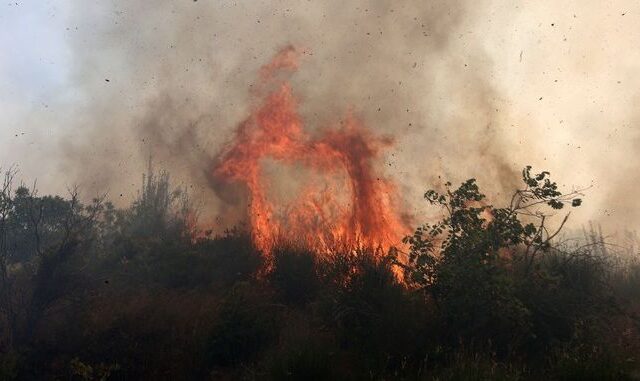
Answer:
[[2, 1, 640, 234], [0, 1, 73, 185]]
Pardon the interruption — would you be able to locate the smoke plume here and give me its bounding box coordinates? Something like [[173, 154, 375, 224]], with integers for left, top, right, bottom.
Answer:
[[5, 0, 640, 233]]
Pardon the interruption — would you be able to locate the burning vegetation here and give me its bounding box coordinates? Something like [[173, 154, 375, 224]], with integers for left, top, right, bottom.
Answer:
[[213, 46, 409, 257], [5, 0, 640, 378], [1, 151, 640, 380], [1, 45, 640, 381]]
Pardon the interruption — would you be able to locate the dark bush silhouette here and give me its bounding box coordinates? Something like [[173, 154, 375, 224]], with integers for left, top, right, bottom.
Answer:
[[0, 165, 637, 380], [269, 244, 319, 306]]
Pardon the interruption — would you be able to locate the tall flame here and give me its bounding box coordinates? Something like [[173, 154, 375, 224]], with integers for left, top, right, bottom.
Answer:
[[213, 46, 409, 256]]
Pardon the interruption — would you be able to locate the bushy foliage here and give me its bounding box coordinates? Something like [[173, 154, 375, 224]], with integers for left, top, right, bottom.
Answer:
[[0, 166, 637, 380], [269, 244, 319, 306], [400, 168, 603, 358], [206, 281, 280, 368]]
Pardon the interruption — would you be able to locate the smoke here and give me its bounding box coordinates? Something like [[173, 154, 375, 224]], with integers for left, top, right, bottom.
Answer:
[[5, 0, 640, 232]]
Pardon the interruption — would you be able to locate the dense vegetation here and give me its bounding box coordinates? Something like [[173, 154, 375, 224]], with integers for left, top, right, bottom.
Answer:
[[0, 166, 638, 380]]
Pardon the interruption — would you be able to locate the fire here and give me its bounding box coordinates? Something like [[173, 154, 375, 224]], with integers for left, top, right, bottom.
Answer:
[[213, 46, 410, 256]]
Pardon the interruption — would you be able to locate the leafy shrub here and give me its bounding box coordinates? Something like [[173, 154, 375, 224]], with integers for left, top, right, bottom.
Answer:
[[403, 168, 589, 357]]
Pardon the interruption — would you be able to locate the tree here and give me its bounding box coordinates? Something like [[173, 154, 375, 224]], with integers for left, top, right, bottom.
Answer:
[[0, 170, 107, 347], [400, 167, 584, 354], [0, 168, 17, 350]]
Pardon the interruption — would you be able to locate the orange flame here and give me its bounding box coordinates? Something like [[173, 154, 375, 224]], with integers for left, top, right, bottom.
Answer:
[[213, 46, 409, 256]]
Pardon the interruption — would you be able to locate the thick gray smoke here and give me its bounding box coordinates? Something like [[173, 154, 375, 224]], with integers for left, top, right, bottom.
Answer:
[[4, 0, 640, 233]]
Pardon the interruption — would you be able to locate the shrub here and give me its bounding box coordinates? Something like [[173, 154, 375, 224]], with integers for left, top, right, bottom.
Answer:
[[403, 168, 586, 357], [317, 248, 432, 376], [206, 282, 280, 368], [269, 244, 319, 306]]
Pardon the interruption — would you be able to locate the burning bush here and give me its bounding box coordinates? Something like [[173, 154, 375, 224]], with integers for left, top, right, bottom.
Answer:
[[0, 164, 639, 380], [0, 49, 639, 380]]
